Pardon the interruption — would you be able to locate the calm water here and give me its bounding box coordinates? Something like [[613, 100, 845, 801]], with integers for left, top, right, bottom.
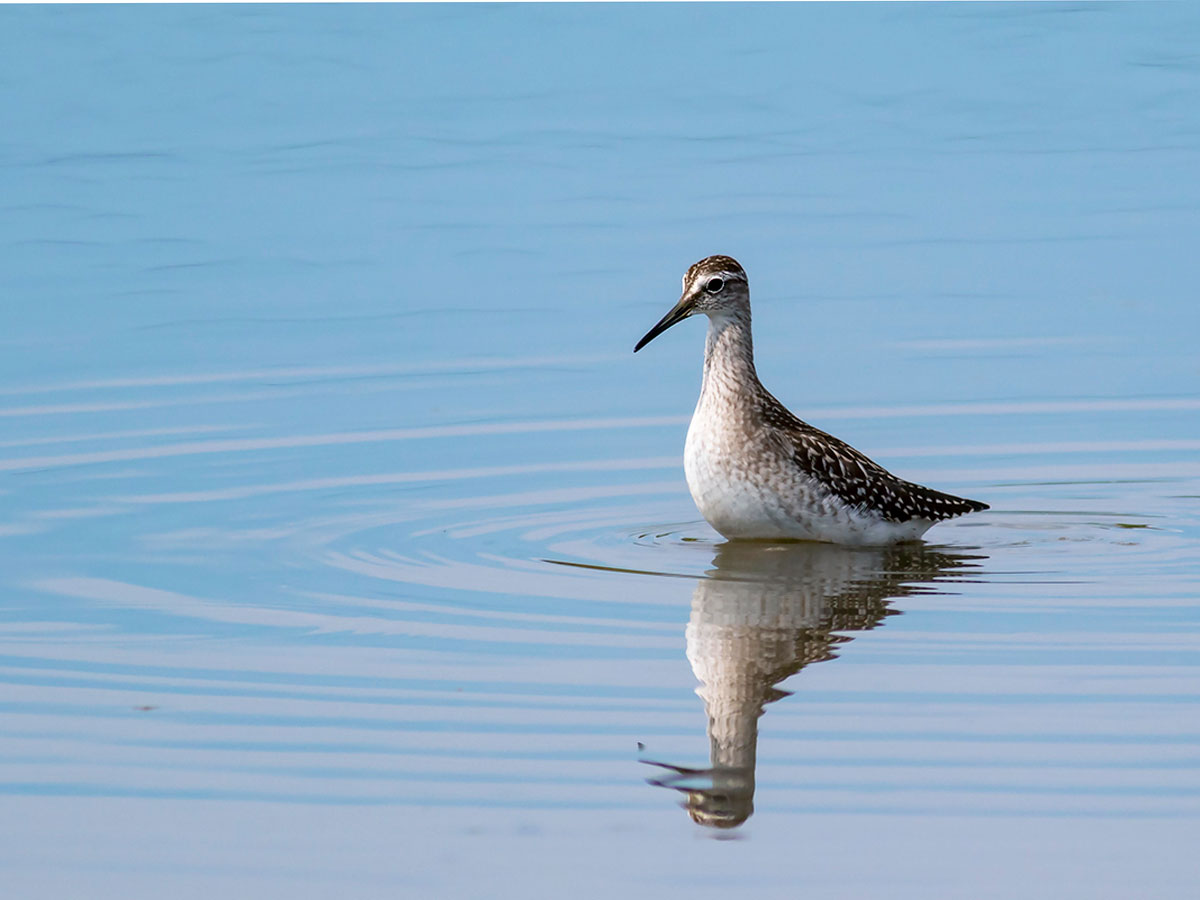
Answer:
[[2, 3, 1200, 898]]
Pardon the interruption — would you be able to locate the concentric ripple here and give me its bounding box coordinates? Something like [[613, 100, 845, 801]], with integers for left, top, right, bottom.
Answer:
[[1, 354, 1198, 828]]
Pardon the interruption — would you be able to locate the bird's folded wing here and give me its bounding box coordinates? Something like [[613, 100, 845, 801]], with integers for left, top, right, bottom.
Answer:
[[760, 396, 987, 523]]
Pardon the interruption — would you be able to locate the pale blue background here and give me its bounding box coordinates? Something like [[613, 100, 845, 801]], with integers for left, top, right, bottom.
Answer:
[[1, 4, 1198, 898]]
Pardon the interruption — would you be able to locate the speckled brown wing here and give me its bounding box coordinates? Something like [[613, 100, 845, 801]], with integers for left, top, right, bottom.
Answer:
[[758, 391, 989, 523]]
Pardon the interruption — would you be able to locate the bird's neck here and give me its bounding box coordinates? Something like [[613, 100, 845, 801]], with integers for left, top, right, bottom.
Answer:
[[701, 311, 758, 398]]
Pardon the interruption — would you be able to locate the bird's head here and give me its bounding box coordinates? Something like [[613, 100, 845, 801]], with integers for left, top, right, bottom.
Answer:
[[634, 255, 749, 352]]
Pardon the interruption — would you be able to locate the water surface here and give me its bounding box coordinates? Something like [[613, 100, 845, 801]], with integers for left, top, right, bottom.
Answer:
[[2, 4, 1199, 898]]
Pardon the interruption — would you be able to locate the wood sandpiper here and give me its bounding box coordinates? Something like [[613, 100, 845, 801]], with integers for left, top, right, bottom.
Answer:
[[634, 255, 988, 544]]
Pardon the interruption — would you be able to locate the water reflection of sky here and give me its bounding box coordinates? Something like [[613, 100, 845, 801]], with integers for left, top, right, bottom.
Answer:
[[1, 3, 1199, 898]]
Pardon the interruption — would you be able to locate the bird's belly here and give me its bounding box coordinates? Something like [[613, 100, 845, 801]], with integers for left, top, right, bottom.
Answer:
[[684, 420, 931, 545]]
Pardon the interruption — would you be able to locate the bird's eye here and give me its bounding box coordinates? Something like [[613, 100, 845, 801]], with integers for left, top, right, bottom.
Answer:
[[705, 277, 724, 294]]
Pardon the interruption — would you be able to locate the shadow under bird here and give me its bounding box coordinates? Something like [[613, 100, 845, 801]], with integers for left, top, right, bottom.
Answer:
[[635, 255, 988, 545]]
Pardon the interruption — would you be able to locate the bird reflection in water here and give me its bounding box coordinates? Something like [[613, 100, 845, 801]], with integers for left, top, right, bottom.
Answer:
[[642, 540, 983, 830]]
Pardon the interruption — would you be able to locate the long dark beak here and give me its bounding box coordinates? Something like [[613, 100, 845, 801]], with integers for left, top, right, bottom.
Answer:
[[634, 294, 695, 352]]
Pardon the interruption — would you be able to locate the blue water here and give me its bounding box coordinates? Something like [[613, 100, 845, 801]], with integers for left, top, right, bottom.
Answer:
[[2, 4, 1199, 898]]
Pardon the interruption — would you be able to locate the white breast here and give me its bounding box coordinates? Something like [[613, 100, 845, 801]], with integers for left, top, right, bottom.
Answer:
[[685, 403, 792, 538]]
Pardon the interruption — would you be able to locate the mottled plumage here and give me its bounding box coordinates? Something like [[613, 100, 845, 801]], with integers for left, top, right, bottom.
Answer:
[[635, 255, 988, 545], [760, 393, 988, 523]]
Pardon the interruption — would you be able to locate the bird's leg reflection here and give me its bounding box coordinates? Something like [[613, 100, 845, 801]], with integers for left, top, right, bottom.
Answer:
[[643, 541, 983, 830]]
